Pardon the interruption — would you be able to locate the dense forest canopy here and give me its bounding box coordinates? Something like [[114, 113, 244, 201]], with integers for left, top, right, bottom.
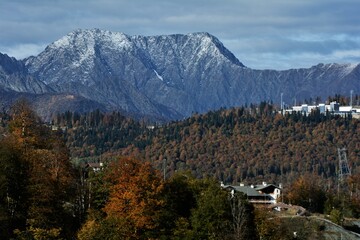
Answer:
[[0, 99, 359, 239], [52, 102, 359, 186], [0, 103, 259, 239]]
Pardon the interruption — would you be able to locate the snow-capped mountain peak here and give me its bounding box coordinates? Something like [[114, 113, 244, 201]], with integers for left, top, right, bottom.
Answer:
[[2, 29, 356, 121], [51, 28, 131, 49]]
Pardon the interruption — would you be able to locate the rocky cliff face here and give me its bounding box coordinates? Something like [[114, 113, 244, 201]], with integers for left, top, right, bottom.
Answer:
[[1, 29, 359, 120], [0, 53, 51, 94]]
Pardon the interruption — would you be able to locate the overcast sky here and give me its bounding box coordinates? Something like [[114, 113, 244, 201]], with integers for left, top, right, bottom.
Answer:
[[1, 0, 360, 70]]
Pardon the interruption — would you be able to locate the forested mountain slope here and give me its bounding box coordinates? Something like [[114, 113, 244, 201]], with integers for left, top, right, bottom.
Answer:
[[1, 101, 359, 239], [122, 107, 359, 185], [54, 104, 360, 185]]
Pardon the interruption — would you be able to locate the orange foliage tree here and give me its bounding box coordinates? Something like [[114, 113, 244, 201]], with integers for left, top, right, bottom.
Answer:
[[103, 156, 164, 238], [285, 174, 327, 213]]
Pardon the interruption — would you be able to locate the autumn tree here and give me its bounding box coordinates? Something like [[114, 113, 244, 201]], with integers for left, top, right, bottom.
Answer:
[[105, 157, 164, 235], [0, 100, 78, 239], [285, 174, 327, 213], [78, 156, 164, 239]]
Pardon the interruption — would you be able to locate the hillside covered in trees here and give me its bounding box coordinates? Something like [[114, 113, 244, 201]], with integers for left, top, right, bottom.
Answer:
[[54, 102, 359, 186], [0, 103, 260, 239], [1, 100, 359, 239]]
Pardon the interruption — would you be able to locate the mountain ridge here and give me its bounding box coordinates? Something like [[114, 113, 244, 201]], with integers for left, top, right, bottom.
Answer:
[[1, 29, 359, 120]]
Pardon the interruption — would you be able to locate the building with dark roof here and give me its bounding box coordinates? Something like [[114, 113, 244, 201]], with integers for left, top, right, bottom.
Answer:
[[221, 182, 281, 204]]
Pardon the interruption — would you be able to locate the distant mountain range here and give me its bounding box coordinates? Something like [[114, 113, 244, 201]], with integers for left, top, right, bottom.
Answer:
[[1, 29, 359, 121]]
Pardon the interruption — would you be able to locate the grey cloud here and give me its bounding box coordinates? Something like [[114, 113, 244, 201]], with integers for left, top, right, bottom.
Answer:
[[0, 0, 359, 69]]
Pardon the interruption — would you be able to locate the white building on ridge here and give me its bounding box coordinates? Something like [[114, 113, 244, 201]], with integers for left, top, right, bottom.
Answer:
[[284, 101, 360, 118]]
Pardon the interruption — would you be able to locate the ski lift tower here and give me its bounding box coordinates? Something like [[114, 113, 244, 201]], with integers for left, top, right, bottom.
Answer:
[[338, 148, 351, 182]]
